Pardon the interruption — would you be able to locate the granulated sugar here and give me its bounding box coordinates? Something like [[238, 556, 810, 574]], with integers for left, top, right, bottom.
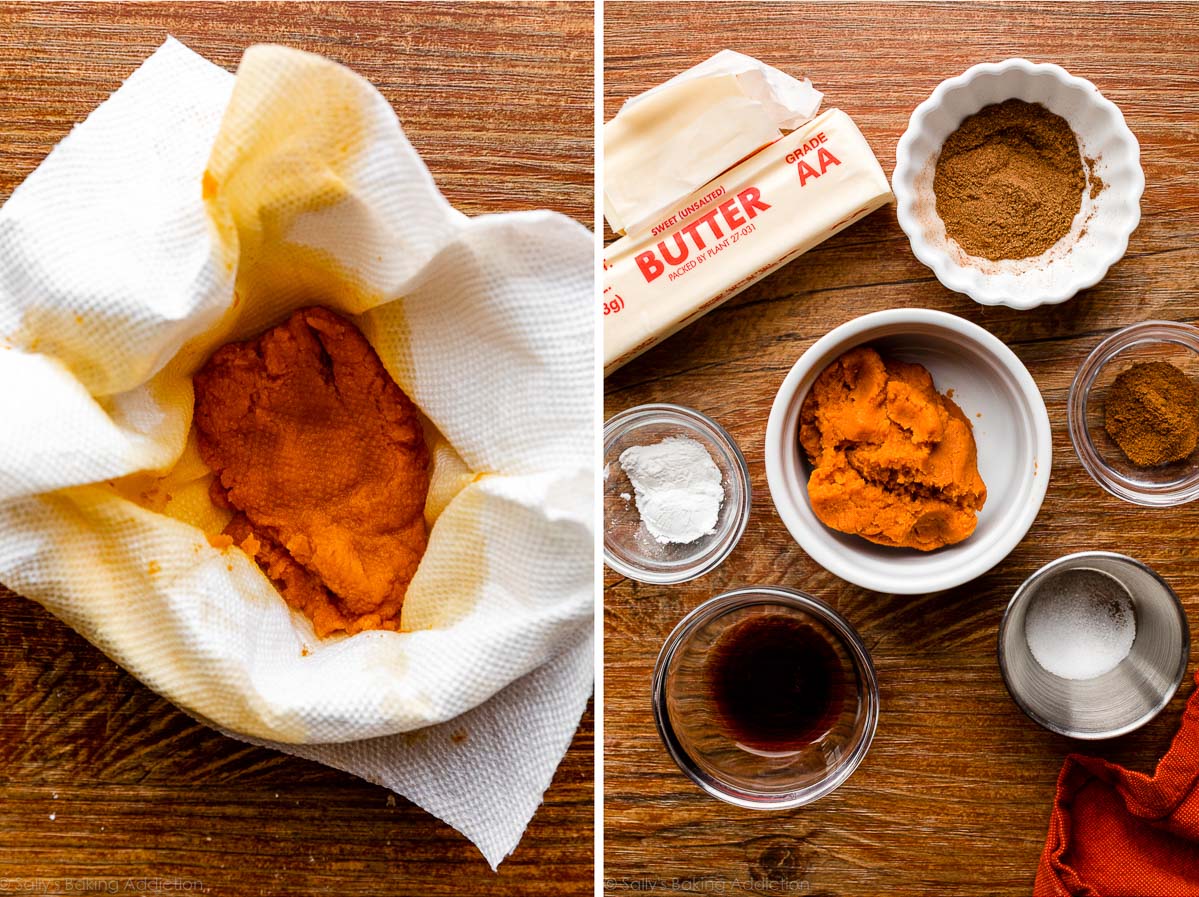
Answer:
[[1024, 569, 1136, 680]]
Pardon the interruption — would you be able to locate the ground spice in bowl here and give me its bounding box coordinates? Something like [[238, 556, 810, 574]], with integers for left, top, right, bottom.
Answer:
[[933, 99, 1087, 261], [1104, 361, 1199, 467]]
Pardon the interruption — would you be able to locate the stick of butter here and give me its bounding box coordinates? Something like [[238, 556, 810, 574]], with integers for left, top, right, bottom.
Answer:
[[603, 106, 893, 375]]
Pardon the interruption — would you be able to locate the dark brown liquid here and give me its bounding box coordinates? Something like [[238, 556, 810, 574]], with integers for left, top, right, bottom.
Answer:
[[707, 615, 849, 753]]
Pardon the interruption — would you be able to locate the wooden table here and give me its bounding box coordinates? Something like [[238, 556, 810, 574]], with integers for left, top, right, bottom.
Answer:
[[0, 3, 592, 894], [603, 3, 1199, 894]]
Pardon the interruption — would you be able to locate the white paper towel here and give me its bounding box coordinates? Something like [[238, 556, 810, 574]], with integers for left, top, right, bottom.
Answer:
[[0, 37, 593, 867]]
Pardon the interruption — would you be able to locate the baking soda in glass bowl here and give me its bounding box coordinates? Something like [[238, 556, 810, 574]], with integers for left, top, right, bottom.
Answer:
[[604, 404, 751, 585]]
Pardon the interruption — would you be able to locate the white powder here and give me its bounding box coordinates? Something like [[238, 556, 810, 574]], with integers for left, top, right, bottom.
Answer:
[[1024, 569, 1136, 680], [618, 436, 724, 544]]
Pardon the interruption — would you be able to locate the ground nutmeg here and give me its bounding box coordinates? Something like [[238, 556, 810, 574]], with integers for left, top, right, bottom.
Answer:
[[933, 98, 1087, 261], [1104, 361, 1199, 467]]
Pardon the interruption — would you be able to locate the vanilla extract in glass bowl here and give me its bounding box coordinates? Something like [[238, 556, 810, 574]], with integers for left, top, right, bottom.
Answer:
[[708, 615, 847, 755], [652, 587, 879, 808]]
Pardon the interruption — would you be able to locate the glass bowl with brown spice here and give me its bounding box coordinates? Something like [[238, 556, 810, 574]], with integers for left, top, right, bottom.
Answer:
[[1069, 321, 1199, 506]]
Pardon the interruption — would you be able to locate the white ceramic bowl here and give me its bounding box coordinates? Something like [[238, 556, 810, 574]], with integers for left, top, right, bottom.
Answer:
[[893, 58, 1143, 309], [765, 309, 1052, 594]]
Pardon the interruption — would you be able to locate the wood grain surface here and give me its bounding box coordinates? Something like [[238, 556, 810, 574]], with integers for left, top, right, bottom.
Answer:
[[604, 3, 1199, 895], [0, 3, 592, 895]]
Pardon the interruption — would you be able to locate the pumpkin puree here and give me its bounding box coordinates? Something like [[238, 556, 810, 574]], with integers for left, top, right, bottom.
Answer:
[[799, 346, 986, 551]]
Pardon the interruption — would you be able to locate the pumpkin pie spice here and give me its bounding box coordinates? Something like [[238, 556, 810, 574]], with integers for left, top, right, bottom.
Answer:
[[933, 98, 1087, 261]]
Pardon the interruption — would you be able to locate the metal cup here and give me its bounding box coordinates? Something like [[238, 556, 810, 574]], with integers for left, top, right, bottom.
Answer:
[[998, 551, 1190, 739]]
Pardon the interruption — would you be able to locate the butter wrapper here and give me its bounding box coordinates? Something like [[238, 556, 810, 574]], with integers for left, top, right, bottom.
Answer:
[[604, 50, 822, 236], [603, 107, 893, 374]]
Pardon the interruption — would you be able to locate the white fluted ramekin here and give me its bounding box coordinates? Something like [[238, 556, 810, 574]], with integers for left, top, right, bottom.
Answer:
[[893, 58, 1143, 310]]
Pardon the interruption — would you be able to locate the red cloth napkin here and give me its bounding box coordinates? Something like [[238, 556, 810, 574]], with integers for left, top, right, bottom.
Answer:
[[1036, 671, 1199, 896]]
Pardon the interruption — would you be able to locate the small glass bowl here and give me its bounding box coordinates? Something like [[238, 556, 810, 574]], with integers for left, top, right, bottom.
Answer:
[[651, 587, 880, 809], [1068, 321, 1199, 506], [603, 404, 750, 584]]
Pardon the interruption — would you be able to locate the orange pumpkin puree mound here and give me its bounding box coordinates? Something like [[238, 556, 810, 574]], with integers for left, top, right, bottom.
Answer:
[[799, 346, 986, 551], [194, 306, 430, 637]]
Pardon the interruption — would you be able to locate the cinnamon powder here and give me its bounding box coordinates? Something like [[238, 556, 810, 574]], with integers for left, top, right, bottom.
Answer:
[[933, 99, 1086, 261], [1104, 361, 1199, 467]]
